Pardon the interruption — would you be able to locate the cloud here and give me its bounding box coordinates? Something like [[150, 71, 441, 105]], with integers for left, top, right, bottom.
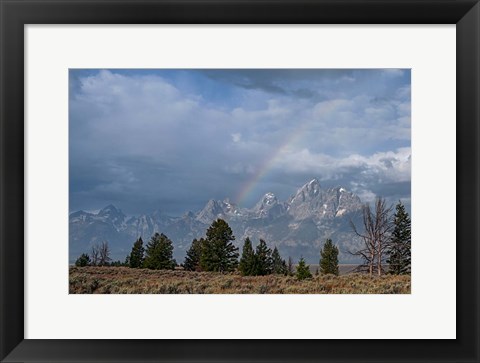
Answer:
[[231, 133, 242, 143], [69, 69, 411, 214], [383, 69, 405, 78], [275, 147, 411, 184], [354, 189, 377, 203]]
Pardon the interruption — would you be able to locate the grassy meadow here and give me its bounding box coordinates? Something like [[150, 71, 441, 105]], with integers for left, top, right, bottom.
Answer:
[[69, 266, 411, 294]]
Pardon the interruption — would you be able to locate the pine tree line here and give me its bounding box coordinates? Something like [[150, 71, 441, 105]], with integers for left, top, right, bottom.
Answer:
[[237, 238, 288, 276], [74, 232, 339, 278], [75, 233, 176, 270], [74, 200, 411, 277]]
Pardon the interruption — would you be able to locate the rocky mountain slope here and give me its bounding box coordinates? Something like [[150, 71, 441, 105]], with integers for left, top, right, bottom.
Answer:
[[69, 178, 364, 263]]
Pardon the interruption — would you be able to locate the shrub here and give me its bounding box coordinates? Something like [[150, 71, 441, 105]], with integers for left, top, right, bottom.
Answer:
[[75, 253, 91, 267], [296, 257, 312, 280]]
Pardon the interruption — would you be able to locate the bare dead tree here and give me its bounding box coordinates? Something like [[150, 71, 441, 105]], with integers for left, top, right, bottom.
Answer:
[[98, 241, 111, 266], [350, 197, 393, 276], [287, 257, 294, 276], [374, 198, 394, 276], [90, 244, 100, 266], [350, 203, 375, 275]]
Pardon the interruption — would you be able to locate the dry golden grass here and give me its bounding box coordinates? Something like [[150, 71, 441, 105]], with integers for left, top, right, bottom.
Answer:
[[69, 266, 410, 294]]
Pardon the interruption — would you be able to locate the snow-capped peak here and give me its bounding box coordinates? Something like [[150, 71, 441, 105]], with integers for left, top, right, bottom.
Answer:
[[99, 204, 119, 214], [264, 192, 276, 201], [97, 204, 125, 219], [255, 192, 277, 207], [295, 178, 321, 199]]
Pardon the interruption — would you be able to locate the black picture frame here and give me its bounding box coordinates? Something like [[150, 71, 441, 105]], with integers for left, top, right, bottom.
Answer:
[[1, 1, 479, 362]]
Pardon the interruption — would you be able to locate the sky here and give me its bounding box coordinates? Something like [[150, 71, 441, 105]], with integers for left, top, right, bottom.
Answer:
[[69, 69, 411, 216]]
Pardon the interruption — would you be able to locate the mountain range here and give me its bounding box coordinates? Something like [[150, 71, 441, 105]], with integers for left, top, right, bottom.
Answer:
[[69, 178, 365, 264]]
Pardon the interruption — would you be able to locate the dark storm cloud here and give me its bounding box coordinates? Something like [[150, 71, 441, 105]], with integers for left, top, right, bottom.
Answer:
[[201, 69, 346, 100], [201, 69, 409, 101]]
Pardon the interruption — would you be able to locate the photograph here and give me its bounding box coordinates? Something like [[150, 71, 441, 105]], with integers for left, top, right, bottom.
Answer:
[[69, 68, 411, 294], [2, 0, 478, 359]]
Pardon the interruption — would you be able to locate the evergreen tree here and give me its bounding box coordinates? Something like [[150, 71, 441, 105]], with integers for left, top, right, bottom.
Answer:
[[387, 201, 411, 275], [200, 219, 239, 272], [319, 238, 339, 275], [75, 253, 91, 267], [128, 237, 145, 268], [296, 257, 312, 280], [271, 246, 287, 275], [254, 239, 273, 275], [184, 238, 204, 271], [239, 237, 256, 276], [143, 233, 176, 270]]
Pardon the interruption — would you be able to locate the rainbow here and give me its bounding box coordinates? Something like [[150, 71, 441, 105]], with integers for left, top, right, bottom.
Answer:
[[234, 122, 310, 207]]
